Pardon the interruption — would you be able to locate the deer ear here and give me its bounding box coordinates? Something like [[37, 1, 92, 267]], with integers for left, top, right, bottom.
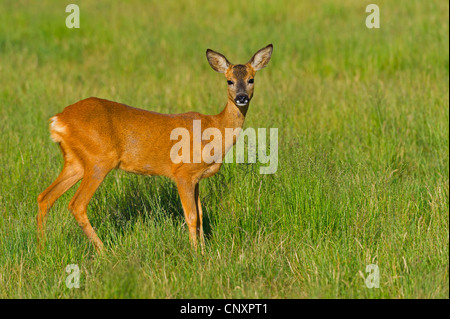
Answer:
[[248, 44, 273, 71], [206, 49, 231, 73]]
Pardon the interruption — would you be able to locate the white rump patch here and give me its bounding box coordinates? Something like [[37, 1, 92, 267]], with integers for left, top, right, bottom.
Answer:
[[49, 116, 66, 142]]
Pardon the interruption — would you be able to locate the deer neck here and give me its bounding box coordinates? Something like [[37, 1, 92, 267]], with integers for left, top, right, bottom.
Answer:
[[211, 99, 249, 159], [215, 98, 248, 131]]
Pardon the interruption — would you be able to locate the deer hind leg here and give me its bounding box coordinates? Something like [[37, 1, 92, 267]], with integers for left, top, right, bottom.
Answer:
[[176, 179, 198, 250], [37, 153, 83, 248], [195, 183, 205, 254], [68, 164, 111, 252]]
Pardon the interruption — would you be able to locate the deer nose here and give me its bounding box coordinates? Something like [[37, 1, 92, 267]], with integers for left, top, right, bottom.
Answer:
[[235, 94, 249, 105]]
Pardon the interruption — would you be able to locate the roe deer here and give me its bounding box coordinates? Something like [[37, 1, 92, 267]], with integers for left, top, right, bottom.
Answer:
[[37, 44, 273, 253]]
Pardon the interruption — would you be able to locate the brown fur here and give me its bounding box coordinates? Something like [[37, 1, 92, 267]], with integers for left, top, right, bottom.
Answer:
[[37, 44, 273, 253]]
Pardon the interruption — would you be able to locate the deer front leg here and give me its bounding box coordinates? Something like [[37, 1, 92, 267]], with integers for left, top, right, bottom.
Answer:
[[176, 179, 198, 249], [195, 183, 205, 254]]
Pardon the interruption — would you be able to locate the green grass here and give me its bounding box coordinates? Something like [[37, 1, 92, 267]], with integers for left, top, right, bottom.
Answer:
[[0, 0, 448, 298]]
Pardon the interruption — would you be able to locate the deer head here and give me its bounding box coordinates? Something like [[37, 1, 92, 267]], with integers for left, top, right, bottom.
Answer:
[[206, 44, 273, 106]]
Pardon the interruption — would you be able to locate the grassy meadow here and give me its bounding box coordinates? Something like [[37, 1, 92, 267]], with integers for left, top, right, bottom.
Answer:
[[0, 0, 448, 298]]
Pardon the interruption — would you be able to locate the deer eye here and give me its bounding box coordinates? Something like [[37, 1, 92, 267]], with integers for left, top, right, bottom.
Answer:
[[227, 80, 234, 85], [248, 79, 254, 84]]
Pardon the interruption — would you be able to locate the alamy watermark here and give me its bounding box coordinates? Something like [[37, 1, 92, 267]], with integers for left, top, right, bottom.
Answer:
[[65, 264, 80, 289], [365, 264, 380, 289], [170, 120, 278, 174], [65, 4, 80, 29], [366, 4, 380, 29], [66, 4, 380, 30]]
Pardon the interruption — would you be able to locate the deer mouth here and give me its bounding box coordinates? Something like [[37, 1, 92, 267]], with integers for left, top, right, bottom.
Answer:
[[235, 95, 249, 106]]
